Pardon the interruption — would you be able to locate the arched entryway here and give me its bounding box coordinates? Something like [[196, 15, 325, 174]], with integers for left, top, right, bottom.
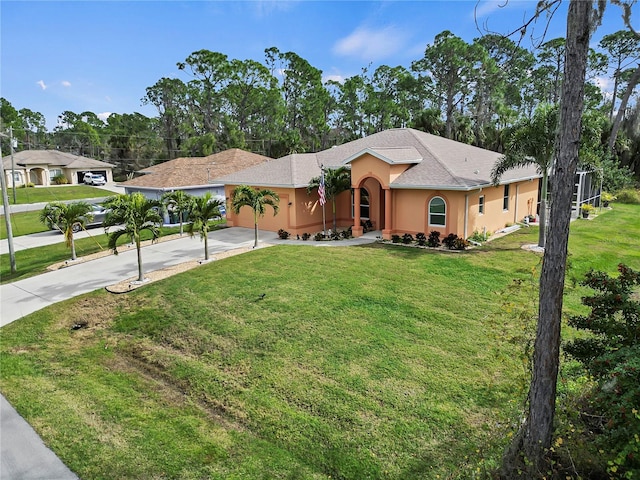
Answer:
[[352, 176, 387, 236]]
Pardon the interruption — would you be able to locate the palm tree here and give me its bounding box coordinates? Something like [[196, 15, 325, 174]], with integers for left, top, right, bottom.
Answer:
[[230, 185, 280, 248], [187, 193, 224, 261], [307, 166, 351, 232], [161, 190, 193, 236], [491, 104, 558, 248], [39, 201, 93, 261], [102, 193, 163, 283]]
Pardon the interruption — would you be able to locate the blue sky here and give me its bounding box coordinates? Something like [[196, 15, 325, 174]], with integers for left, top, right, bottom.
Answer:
[[1, 1, 636, 131]]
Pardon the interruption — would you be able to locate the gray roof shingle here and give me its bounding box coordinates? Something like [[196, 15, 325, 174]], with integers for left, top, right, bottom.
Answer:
[[214, 128, 541, 190]]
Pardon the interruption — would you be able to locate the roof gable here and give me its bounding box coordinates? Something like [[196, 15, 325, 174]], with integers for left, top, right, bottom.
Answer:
[[343, 147, 422, 165], [11, 150, 113, 169]]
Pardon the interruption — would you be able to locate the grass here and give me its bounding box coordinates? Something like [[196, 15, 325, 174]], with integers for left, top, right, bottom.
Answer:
[[0, 205, 638, 479], [0, 210, 49, 239], [1, 185, 110, 206]]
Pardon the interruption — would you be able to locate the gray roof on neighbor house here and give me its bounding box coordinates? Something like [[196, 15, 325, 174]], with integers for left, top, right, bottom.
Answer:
[[7, 150, 113, 169], [214, 128, 541, 190]]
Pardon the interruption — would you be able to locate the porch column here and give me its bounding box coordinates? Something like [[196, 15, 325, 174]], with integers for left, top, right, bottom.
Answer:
[[352, 187, 363, 237], [382, 188, 392, 240]]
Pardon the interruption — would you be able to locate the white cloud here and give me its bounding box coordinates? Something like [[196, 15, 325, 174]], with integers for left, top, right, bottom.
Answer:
[[36, 80, 47, 90], [323, 74, 345, 84], [333, 26, 408, 62], [61, 80, 71, 87], [97, 112, 112, 123], [473, 0, 506, 19], [594, 76, 613, 92]]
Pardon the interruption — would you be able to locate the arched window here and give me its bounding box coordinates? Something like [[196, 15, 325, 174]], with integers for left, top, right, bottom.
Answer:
[[428, 196, 446, 226]]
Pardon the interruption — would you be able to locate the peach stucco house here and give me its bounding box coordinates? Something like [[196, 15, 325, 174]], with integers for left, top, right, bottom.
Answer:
[[215, 128, 541, 240]]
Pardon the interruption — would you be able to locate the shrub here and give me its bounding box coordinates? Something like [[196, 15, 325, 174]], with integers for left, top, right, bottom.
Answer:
[[21, 182, 35, 188], [330, 230, 341, 240], [615, 189, 640, 204], [416, 232, 426, 246], [442, 233, 458, 249], [564, 265, 640, 477], [52, 174, 68, 185], [427, 231, 441, 248], [402, 233, 414, 244], [468, 230, 488, 243], [301, 233, 310, 241], [580, 203, 595, 215], [452, 237, 469, 250], [391, 234, 401, 243], [314, 232, 325, 241], [361, 219, 374, 233], [277, 229, 290, 240], [340, 228, 351, 239]]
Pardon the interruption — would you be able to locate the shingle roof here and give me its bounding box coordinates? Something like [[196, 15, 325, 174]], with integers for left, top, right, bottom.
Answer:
[[8, 150, 113, 169], [215, 128, 540, 190], [120, 148, 273, 189], [213, 152, 321, 188]]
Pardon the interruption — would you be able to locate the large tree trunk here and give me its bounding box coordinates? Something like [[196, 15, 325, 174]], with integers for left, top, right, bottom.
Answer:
[[608, 64, 640, 151], [502, 0, 592, 476]]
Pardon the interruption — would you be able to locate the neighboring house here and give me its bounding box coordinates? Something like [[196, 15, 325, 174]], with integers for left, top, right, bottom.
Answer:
[[2, 150, 114, 187], [216, 128, 542, 240], [119, 148, 273, 222]]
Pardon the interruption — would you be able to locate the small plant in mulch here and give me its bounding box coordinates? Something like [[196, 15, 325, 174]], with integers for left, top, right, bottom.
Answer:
[[391, 234, 402, 243], [443, 233, 458, 249], [427, 231, 441, 248], [416, 232, 427, 246], [402, 233, 414, 244], [301, 232, 311, 241], [277, 229, 290, 239], [314, 232, 325, 241]]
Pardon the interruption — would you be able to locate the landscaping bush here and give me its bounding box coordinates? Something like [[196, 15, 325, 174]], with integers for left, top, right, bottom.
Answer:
[[301, 233, 310, 241], [468, 230, 488, 243], [330, 230, 341, 240], [427, 231, 441, 247], [314, 232, 325, 241], [277, 229, 290, 240], [52, 174, 69, 185], [564, 264, 640, 477], [416, 232, 426, 246], [452, 237, 470, 250], [391, 234, 401, 243], [443, 233, 458, 249], [361, 219, 374, 233], [402, 233, 414, 244], [340, 227, 352, 239], [615, 189, 640, 204]]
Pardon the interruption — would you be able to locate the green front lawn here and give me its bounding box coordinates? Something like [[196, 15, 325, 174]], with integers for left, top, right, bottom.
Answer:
[[1, 185, 110, 205], [0, 211, 49, 239], [0, 205, 638, 479]]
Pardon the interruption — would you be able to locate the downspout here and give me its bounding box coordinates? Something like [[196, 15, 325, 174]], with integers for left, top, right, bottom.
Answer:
[[464, 187, 483, 239], [514, 183, 519, 224]]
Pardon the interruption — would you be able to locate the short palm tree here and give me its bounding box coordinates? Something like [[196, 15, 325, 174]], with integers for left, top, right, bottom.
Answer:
[[230, 185, 280, 248], [187, 193, 224, 261], [307, 166, 351, 232], [162, 190, 193, 236], [491, 104, 557, 248], [103, 193, 163, 283], [39, 201, 93, 261]]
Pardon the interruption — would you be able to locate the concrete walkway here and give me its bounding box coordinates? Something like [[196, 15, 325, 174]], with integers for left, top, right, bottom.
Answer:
[[0, 226, 378, 479]]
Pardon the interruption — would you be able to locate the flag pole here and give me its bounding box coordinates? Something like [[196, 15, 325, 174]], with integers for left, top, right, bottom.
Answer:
[[321, 165, 326, 237]]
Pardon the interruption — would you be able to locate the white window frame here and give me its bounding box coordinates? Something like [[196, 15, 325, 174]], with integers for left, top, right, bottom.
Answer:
[[428, 196, 446, 227], [503, 185, 510, 211], [478, 195, 485, 215]]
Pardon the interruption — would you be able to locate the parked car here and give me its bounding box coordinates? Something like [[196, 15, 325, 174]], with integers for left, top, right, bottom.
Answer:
[[83, 173, 106, 186], [47, 204, 110, 233]]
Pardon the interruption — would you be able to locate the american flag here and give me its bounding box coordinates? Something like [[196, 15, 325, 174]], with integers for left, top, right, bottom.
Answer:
[[318, 170, 326, 206]]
